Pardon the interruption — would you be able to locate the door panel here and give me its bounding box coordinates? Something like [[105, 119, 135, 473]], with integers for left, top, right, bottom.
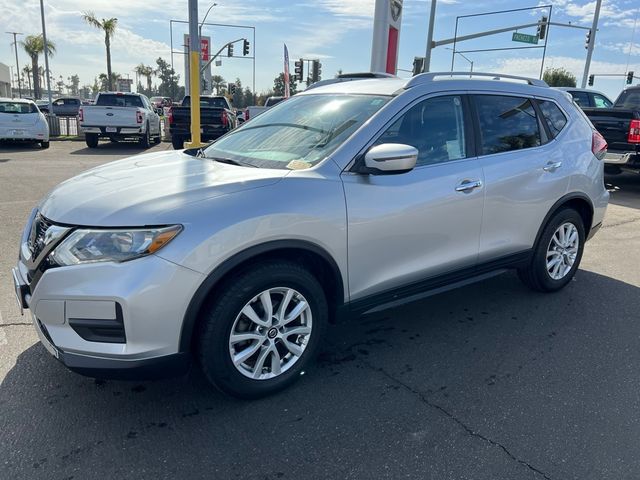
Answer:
[[342, 93, 483, 301], [343, 161, 484, 300]]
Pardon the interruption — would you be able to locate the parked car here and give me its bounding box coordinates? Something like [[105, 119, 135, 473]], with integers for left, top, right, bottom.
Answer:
[[581, 85, 640, 174], [0, 98, 49, 148], [555, 87, 614, 109], [150, 96, 172, 109], [12, 72, 608, 398], [245, 96, 286, 121], [37, 97, 82, 116], [168, 95, 236, 149], [79, 92, 162, 148]]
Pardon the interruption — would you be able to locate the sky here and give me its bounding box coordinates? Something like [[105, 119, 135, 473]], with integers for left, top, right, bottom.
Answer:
[[0, 0, 639, 101]]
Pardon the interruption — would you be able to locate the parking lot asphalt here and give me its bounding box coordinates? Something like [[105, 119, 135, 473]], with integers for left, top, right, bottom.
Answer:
[[1, 141, 640, 480]]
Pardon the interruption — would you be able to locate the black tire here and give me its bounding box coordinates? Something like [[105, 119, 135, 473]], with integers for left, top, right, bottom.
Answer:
[[197, 261, 328, 399], [153, 132, 161, 144], [40, 141, 50, 149], [85, 133, 99, 148], [518, 208, 585, 292], [171, 135, 184, 150], [139, 125, 151, 148]]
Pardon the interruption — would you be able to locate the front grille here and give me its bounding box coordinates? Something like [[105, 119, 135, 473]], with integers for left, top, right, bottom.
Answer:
[[28, 214, 53, 259]]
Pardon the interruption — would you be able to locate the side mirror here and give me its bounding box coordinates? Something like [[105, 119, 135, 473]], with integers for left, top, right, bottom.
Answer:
[[363, 143, 418, 174]]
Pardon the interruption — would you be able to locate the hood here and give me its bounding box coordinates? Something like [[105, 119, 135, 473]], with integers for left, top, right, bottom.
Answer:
[[39, 150, 288, 226]]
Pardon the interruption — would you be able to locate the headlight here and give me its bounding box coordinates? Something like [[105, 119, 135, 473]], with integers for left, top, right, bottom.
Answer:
[[50, 225, 182, 266]]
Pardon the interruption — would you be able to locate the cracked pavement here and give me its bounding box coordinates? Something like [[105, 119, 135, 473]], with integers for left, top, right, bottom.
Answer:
[[2, 142, 640, 479]]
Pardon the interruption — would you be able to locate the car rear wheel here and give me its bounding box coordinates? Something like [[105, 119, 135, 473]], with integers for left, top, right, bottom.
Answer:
[[85, 133, 99, 148], [139, 126, 151, 148], [518, 208, 585, 292], [197, 261, 327, 398], [40, 141, 50, 149]]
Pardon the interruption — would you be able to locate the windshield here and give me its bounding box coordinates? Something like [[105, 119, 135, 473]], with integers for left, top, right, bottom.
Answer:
[[96, 94, 143, 108], [0, 101, 38, 114], [615, 90, 640, 110], [203, 94, 390, 169]]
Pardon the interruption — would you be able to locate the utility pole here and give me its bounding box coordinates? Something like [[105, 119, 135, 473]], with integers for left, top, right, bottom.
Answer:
[[6, 32, 23, 98], [423, 0, 437, 72], [581, 0, 602, 88], [186, 0, 202, 148], [39, 0, 53, 112]]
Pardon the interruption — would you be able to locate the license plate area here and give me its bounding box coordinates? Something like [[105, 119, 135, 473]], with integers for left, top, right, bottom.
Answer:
[[12, 129, 25, 136], [106, 127, 117, 133]]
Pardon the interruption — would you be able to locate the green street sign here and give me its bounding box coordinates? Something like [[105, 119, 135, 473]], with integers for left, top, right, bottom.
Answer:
[[512, 32, 539, 45]]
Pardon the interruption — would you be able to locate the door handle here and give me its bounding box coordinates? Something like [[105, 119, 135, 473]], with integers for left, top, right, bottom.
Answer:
[[455, 179, 483, 192], [543, 161, 562, 172]]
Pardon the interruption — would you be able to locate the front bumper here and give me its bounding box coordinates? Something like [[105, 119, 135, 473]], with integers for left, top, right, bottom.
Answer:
[[13, 248, 204, 380]]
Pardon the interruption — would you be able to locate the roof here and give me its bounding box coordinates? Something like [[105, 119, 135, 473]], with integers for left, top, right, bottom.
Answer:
[[299, 71, 553, 97], [0, 97, 36, 103]]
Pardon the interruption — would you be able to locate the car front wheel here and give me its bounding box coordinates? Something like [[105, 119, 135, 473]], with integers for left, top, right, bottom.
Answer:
[[197, 261, 327, 398], [518, 208, 585, 292]]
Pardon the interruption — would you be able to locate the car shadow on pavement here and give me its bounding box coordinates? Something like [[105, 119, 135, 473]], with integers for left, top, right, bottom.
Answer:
[[0, 142, 45, 153], [606, 172, 640, 210], [3, 270, 640, 479]]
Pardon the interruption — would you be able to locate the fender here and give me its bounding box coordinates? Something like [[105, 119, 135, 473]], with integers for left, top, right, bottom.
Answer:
[[532, 192, 594, 249], [178, 239, 346, 352]]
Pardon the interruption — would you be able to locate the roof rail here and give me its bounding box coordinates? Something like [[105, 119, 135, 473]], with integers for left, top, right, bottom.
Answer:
[[406, 71, 548, 88], [305, 72, 398, 91]]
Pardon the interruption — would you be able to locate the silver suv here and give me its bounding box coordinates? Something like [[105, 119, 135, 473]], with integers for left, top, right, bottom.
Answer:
[[13, 72, 609, 398]]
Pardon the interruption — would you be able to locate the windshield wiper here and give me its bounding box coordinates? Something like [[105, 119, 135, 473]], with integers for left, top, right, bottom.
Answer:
[[205, 156, 258, 168]]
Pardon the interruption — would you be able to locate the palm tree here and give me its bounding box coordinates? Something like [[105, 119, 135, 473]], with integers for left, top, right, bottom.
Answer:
[[20, 35, 55, 99], [22, 65, 32, 95], [134, 63, 154, 94], [82, 12, 118, 91], [211, 75, 226, 95]]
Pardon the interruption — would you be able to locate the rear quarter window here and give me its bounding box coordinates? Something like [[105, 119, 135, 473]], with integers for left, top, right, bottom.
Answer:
[[538, 100, 568, 138]]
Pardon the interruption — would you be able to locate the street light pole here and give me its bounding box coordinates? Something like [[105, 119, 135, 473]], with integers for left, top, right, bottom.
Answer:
[[199, 3, 217, 94], [186, 0, 202, 148], [581, 0, 602, 88], [39, 0, 53, 113], [6, 32, 23, 98], [423, 0, 437, 72]]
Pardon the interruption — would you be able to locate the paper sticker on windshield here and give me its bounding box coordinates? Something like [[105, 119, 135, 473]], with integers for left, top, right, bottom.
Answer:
[[287, 160, 313, 170], [371, 99, 385, 106]]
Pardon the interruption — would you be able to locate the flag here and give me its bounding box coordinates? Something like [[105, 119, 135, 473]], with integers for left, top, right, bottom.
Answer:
[[284, 44, 290, 98]]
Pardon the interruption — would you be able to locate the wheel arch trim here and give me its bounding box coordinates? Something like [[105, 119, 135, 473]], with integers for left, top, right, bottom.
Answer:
[[178, 239, 346, 352], [533, 192, 594, 249]]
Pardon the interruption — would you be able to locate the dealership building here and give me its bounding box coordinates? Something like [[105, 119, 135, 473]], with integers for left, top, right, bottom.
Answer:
[[0, 63, 12, 97]]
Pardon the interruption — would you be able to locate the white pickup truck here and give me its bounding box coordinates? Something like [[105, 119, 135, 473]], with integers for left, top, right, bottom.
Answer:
[[79, 92, 162, 148]]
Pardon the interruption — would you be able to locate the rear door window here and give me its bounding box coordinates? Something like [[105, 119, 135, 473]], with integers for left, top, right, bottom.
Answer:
[[537, 100, 568, 138], [474, 95, 541, 155]]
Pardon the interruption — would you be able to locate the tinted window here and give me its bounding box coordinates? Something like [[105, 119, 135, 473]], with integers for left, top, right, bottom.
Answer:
[[592, 94, 612, 108], [475, 95, 541, 155], [96, 94, 143, 108], [182, 97, 228, 108], [570, 91, 591, 108], [538, 100, 568, 138], [614, 90, 640, 109], [376, 95, 467, 166]]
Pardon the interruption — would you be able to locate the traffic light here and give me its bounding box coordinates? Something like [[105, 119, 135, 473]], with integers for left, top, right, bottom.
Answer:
[[585, 29, 591, 49], [588, 74, 594, 86], [294, 59, 304, 80], [628, 71, 635, 85], [227, 43, 234, 57], [229, 84, 236, 94], [311, 60, 322, 83], [537, 16, 548, 40], [412, 56, 425, 76], [243, 39, 250, 56]]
